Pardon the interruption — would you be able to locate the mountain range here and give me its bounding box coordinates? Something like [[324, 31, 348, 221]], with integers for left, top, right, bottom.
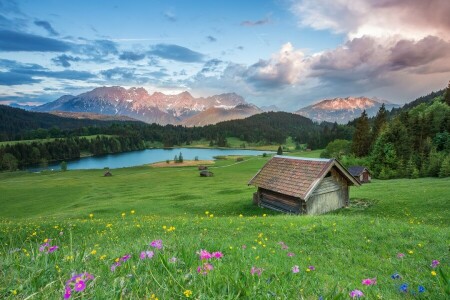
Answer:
[[295, 97, 399, 124], [27, 86, 399, 125], [31, 86, 258, 126]]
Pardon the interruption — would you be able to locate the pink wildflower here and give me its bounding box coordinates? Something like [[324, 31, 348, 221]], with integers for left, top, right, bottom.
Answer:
[[349, 289, 364, 298], [250, 266, 263, 276], [150, 239, 163, 249], [362, 278, 376, 286], [212, 251, 223, 259], [198, 249, 212, 260], [197, 263, 214, 275], [110, 262, 120, 272], [242, 245, 247, 249], [121, 254, 131, 262], [140, 251, 154, 260], [397, 253, 405, 258], [169, 257, 178, 263], [292, 265, 300, 273], [287, 252, 295, 257], [278, 241, 289, 250], [140, 251, 146, 260]]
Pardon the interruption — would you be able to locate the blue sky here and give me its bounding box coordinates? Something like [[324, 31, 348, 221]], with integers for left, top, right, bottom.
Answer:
[[1, 0, 449, 110]]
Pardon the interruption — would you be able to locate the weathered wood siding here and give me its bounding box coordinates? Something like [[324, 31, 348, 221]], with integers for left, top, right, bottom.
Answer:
[[306, 168, 348, 215], [258, 188, 302, 214]]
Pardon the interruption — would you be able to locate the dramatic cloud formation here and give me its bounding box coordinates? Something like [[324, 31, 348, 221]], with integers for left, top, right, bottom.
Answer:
[[34, 20, 58, 36], [0, 30, 71, 52], [0, 71, 41, 85], [148, 44, 204, 63], [244, 43, 306, 88]]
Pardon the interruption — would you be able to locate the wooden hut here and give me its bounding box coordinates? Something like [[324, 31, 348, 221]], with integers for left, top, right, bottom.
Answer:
[[248, 156, 360, 215], [348, 166, 371, 183]]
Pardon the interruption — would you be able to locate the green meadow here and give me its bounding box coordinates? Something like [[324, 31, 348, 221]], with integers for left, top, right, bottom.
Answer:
[[0, 155, 449, 299]]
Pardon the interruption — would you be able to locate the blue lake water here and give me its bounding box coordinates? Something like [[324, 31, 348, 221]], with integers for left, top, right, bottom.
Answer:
[[28, 148, 271, 171]]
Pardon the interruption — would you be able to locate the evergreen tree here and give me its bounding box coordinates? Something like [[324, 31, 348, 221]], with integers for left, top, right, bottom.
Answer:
[[372, 104, 387, 140], [351, 110, 371, 157], [439, 154, 450, 177], [277, 146, 283, 155], [445, 81, 450, 106], [60, 161, 67, 171], [178, 152, 183, 163]]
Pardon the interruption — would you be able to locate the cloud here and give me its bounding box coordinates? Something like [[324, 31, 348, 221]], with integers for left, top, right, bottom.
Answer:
[[0, 58, 94, 82], [240, 17, 271, 27], [119, 51, 146, 62], [0, 71, 41, 85], [52, 54, 81, 67], [100, 67, 136, 80], [0, 30, 71, 52], [291, 0, 450, 40], [148, 44, 204, 62], [206, 35, 217, 42], [244, 43, 307, 88], [34, 20, 58, 36]]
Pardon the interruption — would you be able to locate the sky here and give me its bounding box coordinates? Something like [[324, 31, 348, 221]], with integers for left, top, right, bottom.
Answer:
[[0, 0, 449, 111]]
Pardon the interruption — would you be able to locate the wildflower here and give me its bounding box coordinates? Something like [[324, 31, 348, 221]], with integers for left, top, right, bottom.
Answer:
[[48, 245, 59, 253], [169, 257, 177, 263], [391, 273, 401, 279], [292, 265, 300, 273], [150, 240, 163, 249], [263, 214, 267, 217], [349, 290, 364, 298], [131, 210, 135, 214], [150, 294, 158, 300], [99, 255, 106, 260], [431, 260, 440, 268], [90, 249, 97, 255], [308, 266, 315, 271], [212, 251, 223, 259], [89, 214, 93, 218], [64, 287, 71, 299], [362, 278, 376, 286], [408, 250, 413, 254], [198, 249, 212, 260], [242, 245, 247, 249], [431, 271, 436, 276], [121, 254, 131, 262], [397, 253, 405, 258], [106, 223, 112, 228], [111, 262, 120, 272], [239, 214, 243, 217], [399, 283, 408, 293], [74, 280, 86, 292], [278, 241, 289, 250], [287, 252, 295, 257], [140, 251, 154, 260], [64, 272, 94, 299], [250, 266, 263, 276], [418, 285, 425, 293], [197, 263, 214, 275], [39, 241, 58, 253], [209, 214, 214, 218], [183, 289, 193, 297], [121, 212, 125, 217]]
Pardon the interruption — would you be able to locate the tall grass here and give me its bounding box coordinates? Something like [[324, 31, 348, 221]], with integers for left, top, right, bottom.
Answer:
[[0, 156, 448, 299]]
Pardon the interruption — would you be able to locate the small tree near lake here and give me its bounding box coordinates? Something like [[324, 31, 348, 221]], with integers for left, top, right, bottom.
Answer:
[[277, 146, 283, 155], [60, 161, 67, 171]]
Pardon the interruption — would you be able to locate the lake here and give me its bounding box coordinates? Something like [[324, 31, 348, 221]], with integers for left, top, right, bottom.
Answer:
[[28, 148, 271, 171]]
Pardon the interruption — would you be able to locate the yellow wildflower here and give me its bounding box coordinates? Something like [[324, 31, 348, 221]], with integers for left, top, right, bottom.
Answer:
[[431, 271, 437, 276], [131, 210, 135, 214], [150, 294, 158, 300], [121, 212, 126, 217], [183, 290, 193, 298], [99, 255, 106, 260], [89, 213, 94, 218], [239, 214, 243, 217], [205, 211, 209, 215], [91, 249, 97, 255]]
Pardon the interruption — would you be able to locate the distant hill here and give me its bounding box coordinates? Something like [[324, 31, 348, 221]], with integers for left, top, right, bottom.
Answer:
[[295, 96, 399, 124], [182, 104, 262, 126], [32, 86, 260, 125], [0, 105, 140, 141]]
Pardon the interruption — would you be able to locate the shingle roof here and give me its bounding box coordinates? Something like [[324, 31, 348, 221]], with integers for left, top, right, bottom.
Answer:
[[248, 156, 359, 199], [348, 166, 370, 177]]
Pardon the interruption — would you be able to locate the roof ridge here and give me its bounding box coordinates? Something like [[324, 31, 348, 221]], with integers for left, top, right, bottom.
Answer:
[[274, 155, 331, 162]]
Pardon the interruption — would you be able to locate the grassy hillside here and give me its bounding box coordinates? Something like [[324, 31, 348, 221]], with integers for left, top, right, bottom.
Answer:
[[0, 156, 448, 299]]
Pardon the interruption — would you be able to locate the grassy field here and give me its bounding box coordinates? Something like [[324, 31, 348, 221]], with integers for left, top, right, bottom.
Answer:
[[0, 155, 449, 299]]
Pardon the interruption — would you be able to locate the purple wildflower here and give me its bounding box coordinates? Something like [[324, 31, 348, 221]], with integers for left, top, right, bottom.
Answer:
[[349, 289, 364, 298], [140, 251, 154, 260], [418, 285, 425, 293], [397, 253, 405, 258], [308, 266, 315, 271], [399, 283, 408, 293], [391, 273, 401, 279], [198, 249, 212, 260], [48, 245, 59, 253], [74, 280, 86, 292], [292, 265, 300, 273], [197, 263, 214, 275], [121, 254, 131, 262], [64, 287, 71, 299], [212, 251, 223, 259], [150, 240, 163, 249], [287, 252, 295, 257], [110, 262, 120, 272], [431, 260, 440, 268]]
